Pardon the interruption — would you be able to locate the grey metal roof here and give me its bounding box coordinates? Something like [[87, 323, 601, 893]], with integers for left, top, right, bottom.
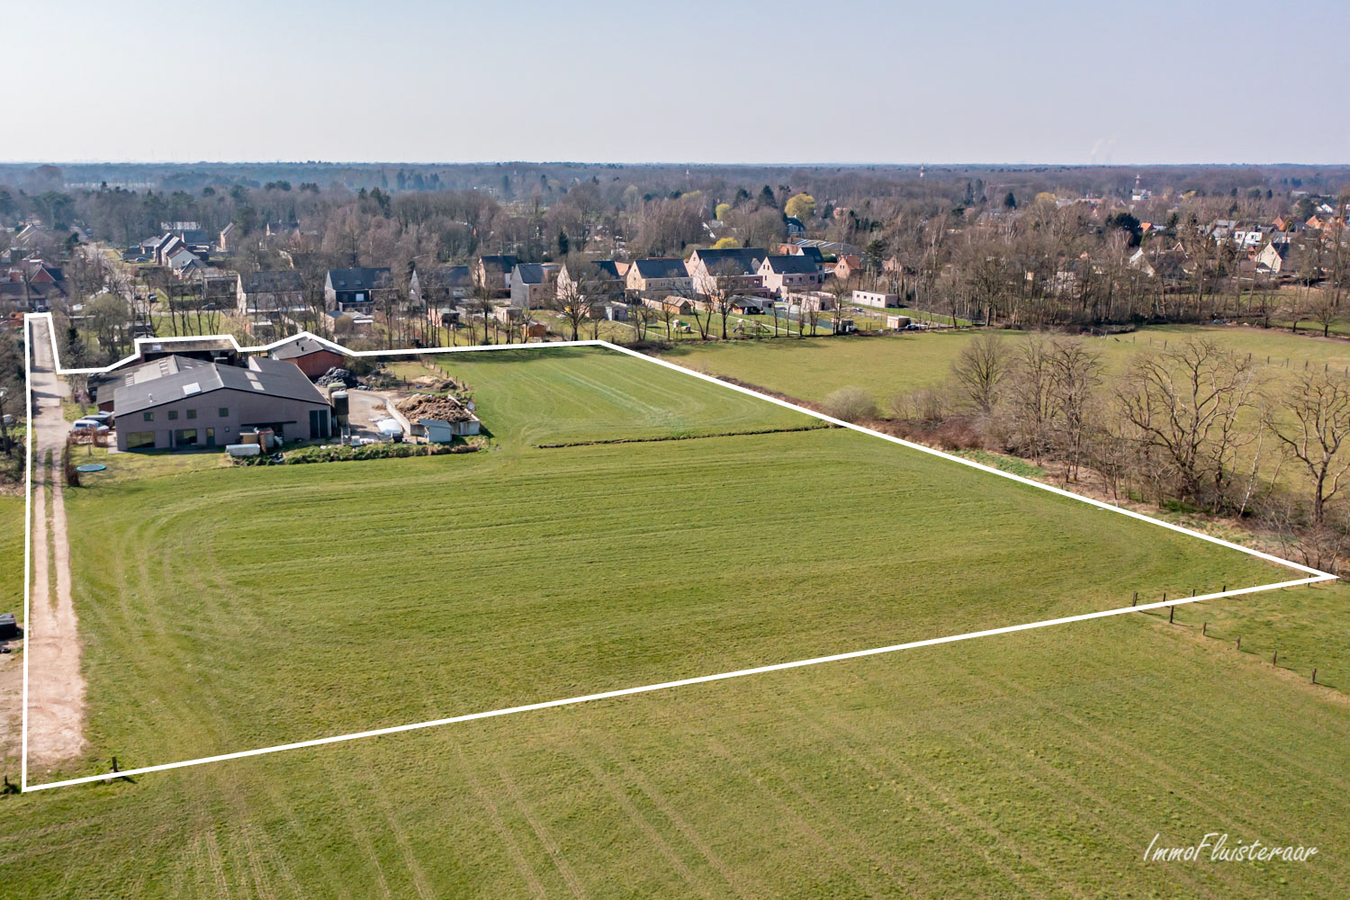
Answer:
[[113, 355, 329, 417], [271, 336, 339, 361]]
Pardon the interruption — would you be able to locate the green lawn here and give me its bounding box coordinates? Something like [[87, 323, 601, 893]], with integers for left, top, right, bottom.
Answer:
[[4, 344, 1348, 898]]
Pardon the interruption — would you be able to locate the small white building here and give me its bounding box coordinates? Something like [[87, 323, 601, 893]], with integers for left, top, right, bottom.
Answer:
[[852, 290, 900, 309]]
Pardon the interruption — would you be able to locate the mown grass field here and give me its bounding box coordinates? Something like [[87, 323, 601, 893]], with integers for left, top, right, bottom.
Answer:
[[660, 325, 1350, 691], [3, 345, 1347, 898]]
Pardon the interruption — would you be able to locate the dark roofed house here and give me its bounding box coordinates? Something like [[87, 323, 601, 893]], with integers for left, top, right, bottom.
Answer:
[[785, 216, 807, 237], [556, 259, 626, 304], [626, 258, 693, 295], [475, 255, 519, 297], [270, 335, 345, 380], [324, 267, 394, 311], [237, 270, 306, 316], [510, 263, 561, 307], [410, 265, 471, 306], [112, 355, 333, 451], [686, 247, 768, 296], [0, 279, 65, 312], [758, 254, 826, 296]]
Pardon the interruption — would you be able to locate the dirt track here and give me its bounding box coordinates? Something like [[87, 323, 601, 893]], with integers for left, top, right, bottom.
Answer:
[[23, 317, 86, 766]]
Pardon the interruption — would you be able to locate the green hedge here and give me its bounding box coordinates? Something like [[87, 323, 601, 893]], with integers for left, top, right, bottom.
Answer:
[[234, 441, 480, 466]]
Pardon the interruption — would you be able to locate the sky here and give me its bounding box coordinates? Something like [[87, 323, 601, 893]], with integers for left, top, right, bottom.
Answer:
[[6, 0, 1347, 165]]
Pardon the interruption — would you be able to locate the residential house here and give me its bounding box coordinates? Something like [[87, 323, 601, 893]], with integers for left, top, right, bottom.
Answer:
[[785, 216, 806, 237], [475, 255, 518, 297], [218, 222, 235, 253], [324, 267, 394, 312], [270, 335, 344, 380], [784, 244, 825, 266], [410, 265, 471, 307], [758, 255, 826, 297], [237, 270, 306, 317], [686, 247, 767, 296], [509, 263, 561, 308], [1233, 226, 1271, 251], [834, 255, 864, 281], [556, 259, 626, 304], [626, 258, 693, 296], [112, 354, 333, 451], [1255, 241, 1292, 275]]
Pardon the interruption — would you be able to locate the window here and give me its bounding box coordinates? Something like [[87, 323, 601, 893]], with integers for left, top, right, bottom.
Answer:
[[167, 410, 178, 421], [125, 431, 155, 449], [173, 429, 198, 447], [143, 412, 154, 422], [186, 409, 197, 420]]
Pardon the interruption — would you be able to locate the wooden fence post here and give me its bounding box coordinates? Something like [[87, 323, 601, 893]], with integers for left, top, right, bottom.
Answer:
[[1236, 636, 1241, 651], [1312, 668, 1317, 684], [1202, 622, 1207, 636], [1168, 606, 1175, 624]]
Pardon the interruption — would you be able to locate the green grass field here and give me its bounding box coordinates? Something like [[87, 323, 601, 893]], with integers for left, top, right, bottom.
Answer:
[[3, 344, 1348, 898], [661, 325, 1350, 408], [0, 496, 21, 615]]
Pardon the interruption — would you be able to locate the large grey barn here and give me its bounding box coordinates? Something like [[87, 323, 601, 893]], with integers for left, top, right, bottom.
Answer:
[[112, 355, 333, 451]]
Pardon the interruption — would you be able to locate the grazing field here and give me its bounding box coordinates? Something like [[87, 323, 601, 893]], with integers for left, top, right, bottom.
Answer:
[[5, 344, 1347, 898], [660, 324, 1350, 408]]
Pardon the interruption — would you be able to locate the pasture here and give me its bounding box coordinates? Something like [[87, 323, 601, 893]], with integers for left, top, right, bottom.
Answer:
[[3, 344, 1347, 898]]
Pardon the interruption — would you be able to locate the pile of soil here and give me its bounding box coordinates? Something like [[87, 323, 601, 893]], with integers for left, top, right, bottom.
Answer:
[[396, 393, 476, 423]]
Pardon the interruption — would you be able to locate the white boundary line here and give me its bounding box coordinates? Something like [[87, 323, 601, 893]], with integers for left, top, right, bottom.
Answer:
[[19, 312, 1337, 792]]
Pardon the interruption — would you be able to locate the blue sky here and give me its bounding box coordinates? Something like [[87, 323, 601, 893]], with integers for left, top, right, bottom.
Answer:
[[8, 0, 1347, 164]]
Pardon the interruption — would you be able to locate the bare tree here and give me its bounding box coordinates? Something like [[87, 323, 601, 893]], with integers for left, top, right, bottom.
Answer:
[[553, 267, 593, 342], [1116, 338, 1260, 506], [952, 332, 1007, 414], [1265, 370, 1350, 526]]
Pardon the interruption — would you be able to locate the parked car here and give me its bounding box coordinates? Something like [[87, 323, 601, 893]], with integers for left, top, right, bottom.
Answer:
[[72, 419, 110, 432]]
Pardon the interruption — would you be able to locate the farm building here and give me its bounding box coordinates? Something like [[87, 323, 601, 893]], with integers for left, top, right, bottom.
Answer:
[[270, 335, 345, 380], [137, 337, 238, 366], [111, 355, 333, 451]]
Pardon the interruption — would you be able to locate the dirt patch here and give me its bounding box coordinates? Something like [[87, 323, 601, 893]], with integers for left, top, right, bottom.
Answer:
[[21, 318, 87, 768]]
